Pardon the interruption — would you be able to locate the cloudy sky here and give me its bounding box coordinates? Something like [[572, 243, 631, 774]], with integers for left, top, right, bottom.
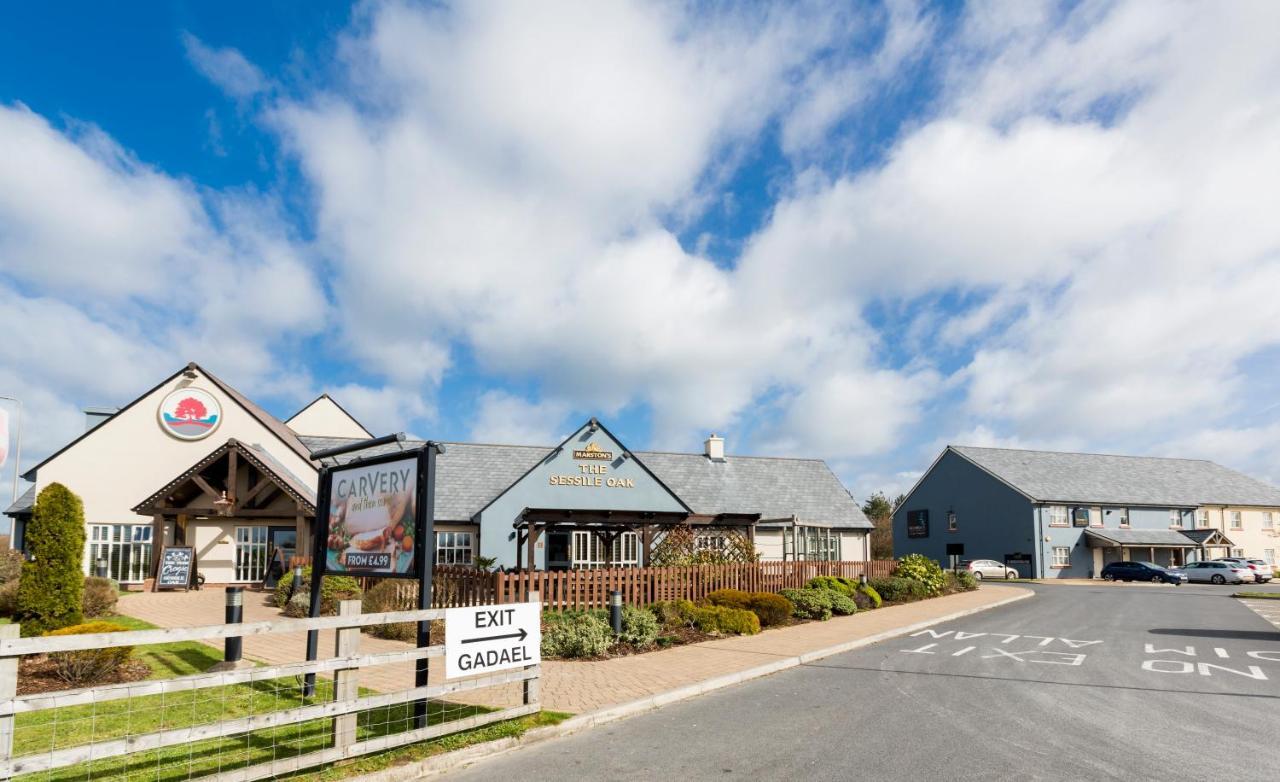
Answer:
[[2, 0, 1279, 513]]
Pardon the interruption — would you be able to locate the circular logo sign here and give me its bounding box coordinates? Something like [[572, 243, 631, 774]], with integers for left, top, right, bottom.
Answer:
[[158, 388, 222, 440]]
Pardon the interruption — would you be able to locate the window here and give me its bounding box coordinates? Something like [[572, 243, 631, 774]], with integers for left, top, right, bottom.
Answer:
[[947, 511, 958, 532], [906, 510, 929, 538], [1051, 546, 1071, 568], [1264, 549, 1275, 566], [1169, 509, 1183, 528], [1196, 510, 1208, 528], [88, 524, 153, 584], [803, 527, 841, 561], [234, 526, 268, 582], [1230, 511, 1243, 529], [1231, 547, 1244, 557], [436, 531, 473, 565], [1046, 506, 1069, 526], [1072, 507, 1090, 527], [1264, 512, 1274, 530], [1117, 508, 1130, 527], [571, 531, 638, 568]]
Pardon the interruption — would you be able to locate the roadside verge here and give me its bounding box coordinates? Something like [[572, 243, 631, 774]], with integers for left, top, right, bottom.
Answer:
[[352, 585, 1033, 782]]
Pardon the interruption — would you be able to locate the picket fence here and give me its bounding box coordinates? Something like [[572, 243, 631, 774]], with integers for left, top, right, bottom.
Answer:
[[370, 560, 897, 611]]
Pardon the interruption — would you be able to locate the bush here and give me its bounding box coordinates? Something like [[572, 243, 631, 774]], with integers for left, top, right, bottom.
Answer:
[[855, 583, 882, 610], [0, 549, 24, 585], [362, 580, 415, 641], [689, 605, 760, 635], [274, 567, 362, 615], [650, 599, 698, 629], [953, 570, 978, 592], [541, 611, 613, 658], [0, 580, 19, 616], [17, 484, 87, 635], [707, 590, 794, 628], [806, 576, 856, 597], [780, 588, 834, 621], [893, 554, 947, 596], [619, 605, 660, 647], [829, 592, 858, 616], [45, 621, 132, 686], [82, 577, 119, 618], [283, 590, 311, 618], [869, 576, 929, 603]]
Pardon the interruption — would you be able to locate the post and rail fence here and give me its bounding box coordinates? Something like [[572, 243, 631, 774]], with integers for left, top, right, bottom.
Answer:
[[344, 560, 898, 612], [0, 601, 540, 782]]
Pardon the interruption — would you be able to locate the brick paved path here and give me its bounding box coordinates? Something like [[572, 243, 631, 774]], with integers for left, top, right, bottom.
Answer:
[[118, 585, 1027, 714]]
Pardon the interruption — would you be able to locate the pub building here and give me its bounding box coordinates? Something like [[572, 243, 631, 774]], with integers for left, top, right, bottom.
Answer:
[[5, 362, 871, 587]]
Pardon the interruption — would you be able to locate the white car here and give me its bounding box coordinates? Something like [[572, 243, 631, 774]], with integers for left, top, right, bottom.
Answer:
[[1213, 558, 1264, 583], [1184, 561, 1253, 584], [962, 559, 1019, 580]]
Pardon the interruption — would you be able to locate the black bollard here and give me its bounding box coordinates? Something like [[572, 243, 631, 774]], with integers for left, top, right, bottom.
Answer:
[[224, 587, 244, 664], [609, 590, 622, 635]]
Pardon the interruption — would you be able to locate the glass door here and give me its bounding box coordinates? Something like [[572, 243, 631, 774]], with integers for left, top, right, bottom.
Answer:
[[235, 526, 269, 582]]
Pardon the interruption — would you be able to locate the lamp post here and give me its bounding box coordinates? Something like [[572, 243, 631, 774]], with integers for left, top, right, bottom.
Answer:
[[0, 396, 22, 507]]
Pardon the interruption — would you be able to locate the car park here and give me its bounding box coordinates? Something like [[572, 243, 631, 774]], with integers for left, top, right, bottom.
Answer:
[[1184, 561, 1253, 584], [1214, 557, 1272, 583], [1099, 561, 1188, 584], [960, 559, 1019, 580]]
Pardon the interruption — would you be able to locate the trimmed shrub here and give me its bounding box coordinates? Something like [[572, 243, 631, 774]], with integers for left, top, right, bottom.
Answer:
[[689, 605, 760, 635], [806, 576, 856, 597], [650, 599, 698, 629], [780, 588, 834, 621], [855, 583, 882, 609], [541, 611, 613, 658], [17, 484, 87, 635], [748, 593, 794, 627], [829, 592, 858, 616], [274, 567, 362, 615], [869, 576, 929, 603], [283, 591, 311, 618], [0, 579, 19, 616], [45, 621, 132, 686], [362, 580, 415, 641], [954, 570, 978, 592], [0, 549, 24, 585], [82, 577, 119, 619], [893, 554, 947, 596], [619, 605, 660, 647], [705, 589, 752, 610]]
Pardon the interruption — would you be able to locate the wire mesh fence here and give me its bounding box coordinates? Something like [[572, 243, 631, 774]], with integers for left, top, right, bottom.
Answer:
[[0, 602, 538, 782]]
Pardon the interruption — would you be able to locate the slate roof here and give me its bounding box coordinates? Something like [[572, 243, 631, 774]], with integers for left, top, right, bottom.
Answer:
[[298, 436, 870, 528], [951, 446, 1280, 508], [1083, 528, 1201, 547], [4, 485, 34, 516], [1178, 529, 1235, 546]]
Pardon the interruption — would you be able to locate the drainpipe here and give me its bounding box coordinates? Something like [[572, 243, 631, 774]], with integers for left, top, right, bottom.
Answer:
[[1034, 506, 1044, 579]]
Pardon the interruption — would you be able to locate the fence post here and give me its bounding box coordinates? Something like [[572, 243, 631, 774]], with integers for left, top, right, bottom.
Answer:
[[523, 590, 541, 708], [332, 599, 361, 752], [0, 623, 17, 774]]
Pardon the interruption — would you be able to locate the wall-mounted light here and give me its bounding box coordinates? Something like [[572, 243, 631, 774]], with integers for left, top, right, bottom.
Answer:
[[214, 490, 234, 517]]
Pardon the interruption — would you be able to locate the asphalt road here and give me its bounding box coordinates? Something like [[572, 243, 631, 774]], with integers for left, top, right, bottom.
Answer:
[[445, 582, 1280, 781]]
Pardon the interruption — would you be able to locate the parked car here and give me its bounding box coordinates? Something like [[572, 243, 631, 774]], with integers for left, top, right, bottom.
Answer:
[[1100, 561, 1188, 584], [961, 559, 1020, 580], [1184, 561, 1253, 584], [1214, 557, 1272, 583]]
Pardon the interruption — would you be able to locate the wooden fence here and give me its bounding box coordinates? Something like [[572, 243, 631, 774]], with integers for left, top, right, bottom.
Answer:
[[0, 602, 539, 781], [376, 560, 897, 612]]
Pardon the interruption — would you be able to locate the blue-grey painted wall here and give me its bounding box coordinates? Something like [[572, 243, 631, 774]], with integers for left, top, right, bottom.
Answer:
[[477, 423, 687, 569], [893, 450, 1038, 576]]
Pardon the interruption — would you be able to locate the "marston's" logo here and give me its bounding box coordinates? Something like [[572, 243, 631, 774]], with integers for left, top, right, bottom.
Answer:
[[572, 442, 614, 461]]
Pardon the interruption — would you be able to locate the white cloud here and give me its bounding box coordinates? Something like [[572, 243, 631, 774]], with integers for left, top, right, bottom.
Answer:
[[468, 391, 570, 446], [182, 32, 270, 100]]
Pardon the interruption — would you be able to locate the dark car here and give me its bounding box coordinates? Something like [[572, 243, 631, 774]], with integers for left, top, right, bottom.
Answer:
[[1100, 561, 1187, 584]]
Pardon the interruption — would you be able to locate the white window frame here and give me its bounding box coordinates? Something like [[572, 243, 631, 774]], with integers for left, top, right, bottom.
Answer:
[[947, 511, 958, 532], [436, 531, 474, 565], [1117, 508, 1130, 528], [1169, 509, 1183, 528], [1051, 546, 1071, 568], [571, 530, 638, 568], [1263, 512, 1274, 530], [234, 526, 269, 583], [1263, 549, 1275, 566], [88, 524, 154, 584], [1231, 547, 1245, 558], [1046, 506, 1069, 527], [1196, 510, 1209, 528], [802, 527, 841, 562], [1229, 511, 1243, 530]]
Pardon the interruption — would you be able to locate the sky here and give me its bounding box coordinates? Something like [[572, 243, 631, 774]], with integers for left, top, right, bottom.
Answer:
[[2, 0, 1280, 517]]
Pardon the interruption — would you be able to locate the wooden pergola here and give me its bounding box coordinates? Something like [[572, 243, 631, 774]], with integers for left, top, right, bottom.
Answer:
[[132, 438, 317, 580], [513, 507, 759, 570]]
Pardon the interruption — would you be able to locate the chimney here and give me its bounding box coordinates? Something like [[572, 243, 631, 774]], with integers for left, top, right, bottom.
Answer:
[[84, 407, 118, 432], [704, 433, 725, 462]]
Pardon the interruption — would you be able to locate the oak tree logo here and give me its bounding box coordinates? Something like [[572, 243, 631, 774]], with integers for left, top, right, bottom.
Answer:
[[159, 388, 221, 440]]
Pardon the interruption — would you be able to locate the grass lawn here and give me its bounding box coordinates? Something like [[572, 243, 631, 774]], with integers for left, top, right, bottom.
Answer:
[[14, 614, 569, 782], [1234, 591, 1280, 599]]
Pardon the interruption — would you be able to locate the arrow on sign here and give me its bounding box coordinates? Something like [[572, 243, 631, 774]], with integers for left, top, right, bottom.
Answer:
[[462, 628, 528, 644]]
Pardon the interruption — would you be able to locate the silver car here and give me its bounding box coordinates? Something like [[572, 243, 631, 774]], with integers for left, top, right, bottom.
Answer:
[[1184, 561, 1252, 584], [1216, 557, 1272, 583], [962, 559, 1019, 580]]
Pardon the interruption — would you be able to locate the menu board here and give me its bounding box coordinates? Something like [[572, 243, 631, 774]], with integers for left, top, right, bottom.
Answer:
[[321, 456, 419, 577], [156, 546, 195, 590]]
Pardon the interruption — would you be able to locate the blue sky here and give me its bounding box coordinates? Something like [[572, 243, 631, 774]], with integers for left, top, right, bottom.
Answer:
[[2, 0, 1280, 510]]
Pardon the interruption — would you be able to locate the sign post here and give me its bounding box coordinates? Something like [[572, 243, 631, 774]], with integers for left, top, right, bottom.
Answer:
[[443, 601, 541, 680], [154, 546, 195, 591]]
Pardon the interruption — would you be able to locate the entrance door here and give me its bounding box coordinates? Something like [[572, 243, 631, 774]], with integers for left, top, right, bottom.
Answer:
[[546, 532, 571, 570], [263, 527, 297, 587]]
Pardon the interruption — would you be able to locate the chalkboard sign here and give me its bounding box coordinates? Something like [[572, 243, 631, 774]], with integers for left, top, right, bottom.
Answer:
[[156, 546, 195, 590]]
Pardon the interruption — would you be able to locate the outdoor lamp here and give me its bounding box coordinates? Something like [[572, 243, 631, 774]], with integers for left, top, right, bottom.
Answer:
[[213, 490, 234, 517]]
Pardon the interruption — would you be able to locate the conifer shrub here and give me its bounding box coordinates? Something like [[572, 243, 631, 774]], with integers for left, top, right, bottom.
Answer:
[[17, 484, 87, 635], [45, 621, 133, 685], [688, 605, 760, 635], [706, 589, 794, 627], [855, 582, 882, 609], [829, 592, 858, 616], [869, 576, 929, 603], [780, 588, 835, 620]]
